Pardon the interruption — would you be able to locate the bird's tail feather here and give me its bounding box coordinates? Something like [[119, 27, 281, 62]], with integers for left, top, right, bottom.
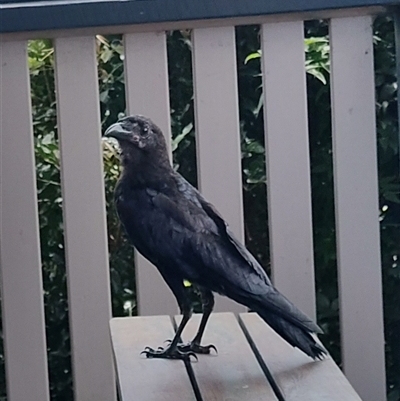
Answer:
[[257, 310, 326, 360]]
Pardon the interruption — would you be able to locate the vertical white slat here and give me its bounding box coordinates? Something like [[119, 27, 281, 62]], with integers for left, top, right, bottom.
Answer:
[[330, 16, 386, 401], [124, 32, 176, 316], [54, 36, 116, 401], [192, 27, 246, 313], [261, 21, 316, 319], [0, 40, 50, 401]]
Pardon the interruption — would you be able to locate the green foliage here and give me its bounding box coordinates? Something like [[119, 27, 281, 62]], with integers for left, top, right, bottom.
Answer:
[[374, 17, 400, 400], [167, 30, 197, 184], [0, 17, 399, 401], [96, 35, 126, 127], [103, 139, 136, 318]]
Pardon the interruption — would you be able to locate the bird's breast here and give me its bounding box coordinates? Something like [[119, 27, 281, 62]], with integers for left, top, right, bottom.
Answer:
[[115, 188, 174, 265]]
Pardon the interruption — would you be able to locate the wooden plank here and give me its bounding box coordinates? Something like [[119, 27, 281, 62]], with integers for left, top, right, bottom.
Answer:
[[110, 316, 196, 401], [0, 0, 387, 36], [175, 312, 277, 400], [240, 313, 362, 401], [330, 16, 386, 401], [54, 36, 116, 401], [0, 42, 49, 401], [261, 21, 316, 320], [0, 40, 50, 401], [124, 31, 177, 316], [0, 7, 386, 42], [192, 27, 246, 313]]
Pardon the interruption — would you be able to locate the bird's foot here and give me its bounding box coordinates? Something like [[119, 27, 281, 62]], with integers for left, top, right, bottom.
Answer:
[[177, 341, 218, 355], [140, 344, 198, 361]]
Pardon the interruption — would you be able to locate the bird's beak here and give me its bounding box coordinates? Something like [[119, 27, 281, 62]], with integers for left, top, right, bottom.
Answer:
[[104, 122, 130, 141]]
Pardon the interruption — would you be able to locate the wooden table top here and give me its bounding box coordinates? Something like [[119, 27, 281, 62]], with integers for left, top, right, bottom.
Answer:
[[110, 312, 362, 401]]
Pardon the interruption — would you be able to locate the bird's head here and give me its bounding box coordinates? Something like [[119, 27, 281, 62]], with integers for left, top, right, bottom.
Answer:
[[104, 115, 167, 158]]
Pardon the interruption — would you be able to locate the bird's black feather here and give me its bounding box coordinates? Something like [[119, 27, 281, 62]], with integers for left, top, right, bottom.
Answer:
[[106, 115, 325, 359]]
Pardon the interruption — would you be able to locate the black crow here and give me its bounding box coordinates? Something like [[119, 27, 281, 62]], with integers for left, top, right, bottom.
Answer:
[[105, 115, 325, 361]]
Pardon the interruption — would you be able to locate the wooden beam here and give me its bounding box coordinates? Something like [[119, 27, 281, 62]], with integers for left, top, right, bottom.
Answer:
[[240, 313, 362, 401], [0, 39, 50, 401], [175, 313, 277, 400], [261, 20, 316, 319], [192, 26, 246, 313], [110, 316, 196, 400], [330, 15, 386, 401], [124, 31, 177, 316], [54, 35, 116, 401]]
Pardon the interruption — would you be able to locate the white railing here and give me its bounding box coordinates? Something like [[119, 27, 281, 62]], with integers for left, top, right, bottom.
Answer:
[[0, 7, 386, 401]]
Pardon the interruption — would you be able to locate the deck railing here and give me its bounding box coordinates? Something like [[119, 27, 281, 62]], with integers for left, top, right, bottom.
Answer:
[[0, 1, 395, 401]]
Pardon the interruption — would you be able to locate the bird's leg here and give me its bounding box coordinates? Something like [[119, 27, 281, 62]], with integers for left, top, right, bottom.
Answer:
[[178, 289, 217, 354], [141, 302, 196, 360], [141, 275, 197, 360]]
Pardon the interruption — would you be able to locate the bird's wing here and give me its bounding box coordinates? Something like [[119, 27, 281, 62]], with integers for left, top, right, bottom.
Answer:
[[174, 174, 269, 282], [171, 174, 320, 333], [147, 184, 268, 296]]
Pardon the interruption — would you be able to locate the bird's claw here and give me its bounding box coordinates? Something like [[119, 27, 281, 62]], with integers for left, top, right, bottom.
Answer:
[[177, 342, 218, 355], [185, 351, 198, 362], [140, 345, 198, 362]]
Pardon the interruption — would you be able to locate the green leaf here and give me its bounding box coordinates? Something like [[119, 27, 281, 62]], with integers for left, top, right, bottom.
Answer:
[[306, 66, 327, 84], [244, 51, 261, 64], [100, 47, 113, 63], [171, 122, 193, 152], [384, 192, 400, 204], [100, 90, 109, 103]]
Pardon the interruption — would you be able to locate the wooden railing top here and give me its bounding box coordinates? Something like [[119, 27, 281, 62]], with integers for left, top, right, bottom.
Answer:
[[0, 0, 399, 33]]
